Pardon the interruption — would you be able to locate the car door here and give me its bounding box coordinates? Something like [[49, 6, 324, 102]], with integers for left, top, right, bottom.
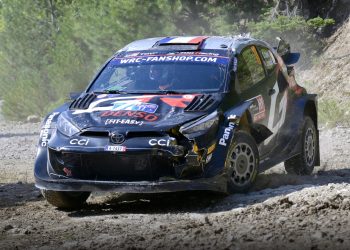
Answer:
[[236, 45, 286, 156], [257, 46, 289, 156]]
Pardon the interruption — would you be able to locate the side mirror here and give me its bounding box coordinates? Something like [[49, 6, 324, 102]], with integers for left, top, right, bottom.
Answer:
[[284, 53, 300, 65], [276, 37, 290, 57], [69, 92, 82, 100]]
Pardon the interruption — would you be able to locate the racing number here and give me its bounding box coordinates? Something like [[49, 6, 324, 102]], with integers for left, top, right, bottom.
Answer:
[[264, 81, 287, 145]]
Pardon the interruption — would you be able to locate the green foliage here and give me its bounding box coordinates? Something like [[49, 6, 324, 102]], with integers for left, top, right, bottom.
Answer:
[[318, 99, 350, 128], [247, 13, 335, 66], [307, 17, 335, 28], [0, 0, 335, 120]]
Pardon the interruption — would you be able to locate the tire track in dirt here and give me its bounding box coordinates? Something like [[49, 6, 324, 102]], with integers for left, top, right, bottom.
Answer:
[[0, 122, 349, 249]]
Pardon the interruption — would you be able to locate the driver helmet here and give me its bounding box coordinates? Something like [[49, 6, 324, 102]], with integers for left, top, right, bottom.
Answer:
[[149, 64, 168, 83]]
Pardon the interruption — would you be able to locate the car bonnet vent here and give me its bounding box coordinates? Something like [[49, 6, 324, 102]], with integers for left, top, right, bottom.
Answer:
[[185, 95, 215, 112], [69, 93, 96, 110]]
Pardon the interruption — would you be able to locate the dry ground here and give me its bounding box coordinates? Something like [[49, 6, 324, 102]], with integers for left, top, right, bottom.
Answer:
[[0, 121, 349, 250]]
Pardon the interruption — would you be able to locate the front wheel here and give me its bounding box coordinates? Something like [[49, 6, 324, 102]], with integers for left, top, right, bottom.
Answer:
[[284, 116, 317, 175], [42, 190, 90, 209], [225, 131, 259, 193]]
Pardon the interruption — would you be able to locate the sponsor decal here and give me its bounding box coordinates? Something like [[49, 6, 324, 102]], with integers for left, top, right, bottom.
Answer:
[[135, 51, 221, 57], [116, 55, 226, 65], [183, 95, 194, 100], [149, 139, 171, 146], [104, 145, 126, 152], [72, 94, 195, 115], [40, 112, 60, 147], [160, 95, 196, 108], [101, 111, 159, 122], [219, 122, 235, 146], [264, 84, 288, 145], [63, 167, 72, 177], [105, 119, 143, 126], [97, 94, 108, 99], [158, 36, 208, 44], [72, 95, 155, 115], [233, 57, 238, 72], [112, 100, 158, 113], [69, 139, 89, 146], [248, 95, 266, 122]]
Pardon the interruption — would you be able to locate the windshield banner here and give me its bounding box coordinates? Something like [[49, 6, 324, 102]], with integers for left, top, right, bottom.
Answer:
[[111, 55, 229, 65]]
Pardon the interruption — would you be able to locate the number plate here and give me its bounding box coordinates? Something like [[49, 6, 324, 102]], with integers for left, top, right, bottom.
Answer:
[[104, 145, 126, 152]]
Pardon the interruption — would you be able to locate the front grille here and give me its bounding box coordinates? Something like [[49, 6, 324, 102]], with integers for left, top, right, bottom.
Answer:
[[79, 131, 109, 137], [185, 94, 215, 112], [49, 149, 175, 181]]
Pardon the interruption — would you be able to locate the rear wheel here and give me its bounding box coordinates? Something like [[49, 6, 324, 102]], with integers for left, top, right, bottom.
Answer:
[[284, 116, 317, 175], [42, 190, 90, 209], [226, 131, 259, 193]]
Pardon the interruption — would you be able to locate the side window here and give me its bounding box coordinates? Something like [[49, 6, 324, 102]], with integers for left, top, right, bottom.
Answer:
[[237, 46, 265, 92], [259, 47, 277, 75]]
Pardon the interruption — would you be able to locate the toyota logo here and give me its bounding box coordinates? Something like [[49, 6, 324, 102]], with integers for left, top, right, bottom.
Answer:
[[110, 132, 125, 144]]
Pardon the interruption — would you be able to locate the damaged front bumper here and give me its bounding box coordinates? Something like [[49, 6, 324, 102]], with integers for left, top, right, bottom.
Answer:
[[34, 172, 228, 193], [34, 128, 229, 193]]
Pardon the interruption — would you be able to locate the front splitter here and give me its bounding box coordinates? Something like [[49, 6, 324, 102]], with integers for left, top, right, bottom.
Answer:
[[35, 175, 228, 193]]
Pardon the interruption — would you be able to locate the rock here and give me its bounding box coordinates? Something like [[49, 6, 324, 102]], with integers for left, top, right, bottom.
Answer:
[[205, 216, 212, 225], [3, 225, 13, 231], [26, 115, 41, 123], [312, 231, 323, 239]]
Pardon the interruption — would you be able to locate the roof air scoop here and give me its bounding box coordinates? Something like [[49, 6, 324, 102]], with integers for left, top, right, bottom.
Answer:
[[154, 36, 208, 50]]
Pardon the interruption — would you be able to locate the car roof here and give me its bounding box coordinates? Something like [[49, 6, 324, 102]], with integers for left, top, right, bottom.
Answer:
[[117, 35, 273, 55]]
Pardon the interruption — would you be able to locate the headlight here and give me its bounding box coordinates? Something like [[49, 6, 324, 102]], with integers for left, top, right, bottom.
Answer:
[[56, 114, 80, 137], [180, 111, 219, 136]]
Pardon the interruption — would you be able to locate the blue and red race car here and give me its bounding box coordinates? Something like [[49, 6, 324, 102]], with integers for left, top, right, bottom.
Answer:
[[35, 36, 319, 209]]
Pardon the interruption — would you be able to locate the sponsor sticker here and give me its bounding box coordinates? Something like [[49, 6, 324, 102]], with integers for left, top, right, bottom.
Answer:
[[183, 95, 194, 100], [219, 122, 235, 147], [104, 145, 126, 152], [248, 95, 266, 122], [72, 95, 193, 115], [112, 100, 158, 113], [111, 55, 229, 66], [69, 139, 89, 146], [100, 111, 159, 122], [97, 94, 108, 99], [149, 139, 170, 146], [105, 119, 143, 126], [40, 112, 60, 147]]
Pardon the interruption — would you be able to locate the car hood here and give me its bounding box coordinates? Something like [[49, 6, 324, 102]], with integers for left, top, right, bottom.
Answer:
[[64, 93, 222, 132]]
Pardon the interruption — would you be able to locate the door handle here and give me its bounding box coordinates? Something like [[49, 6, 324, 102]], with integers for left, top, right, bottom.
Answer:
[[268, 88, 276, 96]]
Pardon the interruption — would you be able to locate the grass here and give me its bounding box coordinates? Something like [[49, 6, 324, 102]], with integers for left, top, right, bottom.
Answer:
[[318, 98, 350, 128]]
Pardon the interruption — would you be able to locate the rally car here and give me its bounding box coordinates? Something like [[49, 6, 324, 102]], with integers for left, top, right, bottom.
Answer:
[[35, 36, 319, 209]]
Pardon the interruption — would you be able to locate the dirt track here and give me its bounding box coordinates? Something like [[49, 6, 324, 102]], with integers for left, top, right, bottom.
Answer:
[[0, 121, 350, 249]]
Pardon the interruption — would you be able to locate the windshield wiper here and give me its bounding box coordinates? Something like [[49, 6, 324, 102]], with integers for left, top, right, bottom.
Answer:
[[94, 90, 128, 94], [153, 90, 188, 95]]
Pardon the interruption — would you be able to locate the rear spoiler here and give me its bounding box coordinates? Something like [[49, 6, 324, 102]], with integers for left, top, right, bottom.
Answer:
[[275, 37, 300, 65]]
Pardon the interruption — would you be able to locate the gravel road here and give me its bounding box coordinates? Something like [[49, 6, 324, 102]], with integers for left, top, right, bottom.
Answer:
[[0, 121, 350, 249]]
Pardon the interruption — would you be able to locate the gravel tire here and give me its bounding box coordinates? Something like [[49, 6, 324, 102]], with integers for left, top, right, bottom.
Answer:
[[285, 116, 317, 175], [226, 131, 259, 193], [42, 190, 90, 209]]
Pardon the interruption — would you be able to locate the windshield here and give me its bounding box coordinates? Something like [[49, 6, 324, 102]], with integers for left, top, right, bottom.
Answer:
[[89, 53, 229, 94]]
